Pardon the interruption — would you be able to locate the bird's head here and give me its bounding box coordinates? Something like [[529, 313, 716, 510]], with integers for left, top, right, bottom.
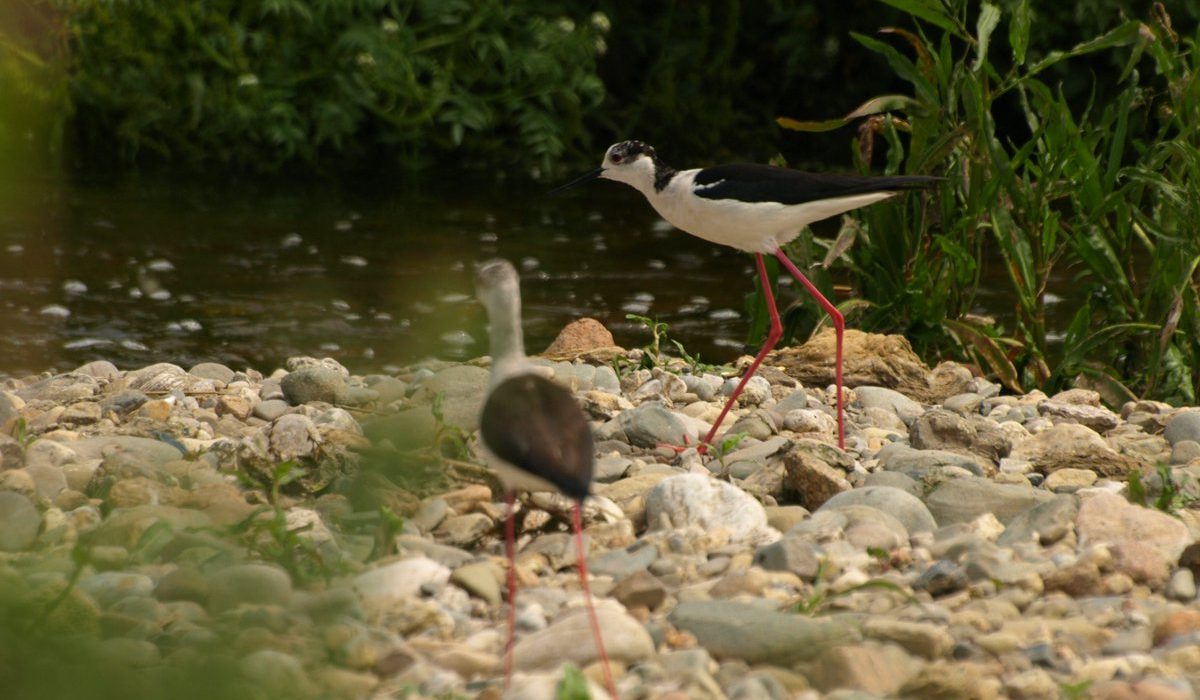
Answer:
[[599, 140, 659, 188], [550, 140, 662, 195], [475, 258, 520, 302]]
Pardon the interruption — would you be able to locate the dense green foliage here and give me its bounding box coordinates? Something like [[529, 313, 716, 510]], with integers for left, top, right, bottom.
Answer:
[[6, 0, 1195, 172], [771, 0, 1200, 404], [63, 0, 605, 171]]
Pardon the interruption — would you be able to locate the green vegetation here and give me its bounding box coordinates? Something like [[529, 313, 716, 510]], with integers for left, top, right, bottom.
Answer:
[[2, 0, 606, 172], [619, 313, 730, 376], [1127, 462, 1198, 514], [772, 0, 1200, 404]]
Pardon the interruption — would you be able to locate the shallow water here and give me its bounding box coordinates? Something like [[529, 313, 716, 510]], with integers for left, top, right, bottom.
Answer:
[[0, 171, 1077, 378]]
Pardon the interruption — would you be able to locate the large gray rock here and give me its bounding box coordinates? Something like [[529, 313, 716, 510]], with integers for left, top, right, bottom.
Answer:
[[876, 442, 991, 478], [997, 495, 1079, 546], [413, 365, 490, 430], [125, 363, 217, 393], [189, 362, 236, 384], [79, 572, 154, 607], [207, 563, 294, 611], [753, 537, 822, 579], [910, 408, 1008, 463], [805, 642, 920, 695], [855, 386, 924, 425], [1076, 492, 1191, 563], [645, 473, 774, 544], [267, 413, 320, 461], [668, 600, 859, 665], [1165, 410, 1200, 447], [597, 403, 689, 448], [589, 542, 659, 579], [281, 366, 349, 405], [0, 392, 20, 429], [0, 492, 40, 551], [819, 486, 937, 534], [1009, 422, 1138, 477], [17, 373, 100, 402], [513, 602, 655, 670], [69, 436, 184, 464], [351, 557, 450, 615], [923, 476, 1054, 525]]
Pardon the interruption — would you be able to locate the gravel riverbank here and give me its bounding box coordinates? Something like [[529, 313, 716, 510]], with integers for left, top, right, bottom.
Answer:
[[2, 321, 1200, 700]]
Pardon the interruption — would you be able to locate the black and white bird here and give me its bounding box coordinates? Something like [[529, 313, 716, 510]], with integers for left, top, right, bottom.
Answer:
[[475, 259, 617, 698], [553, 140, 941, 451]]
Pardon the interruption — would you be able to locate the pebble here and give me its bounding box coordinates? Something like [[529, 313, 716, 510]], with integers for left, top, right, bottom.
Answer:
[[512, 602, 655, 670], [668, 600, 859, 665], [645, 473, 775, 544], [923, 475, 1054, 525], [3, 325, 1199, 700], [818, 486, 936, 534], [0, 491, 40, 551]]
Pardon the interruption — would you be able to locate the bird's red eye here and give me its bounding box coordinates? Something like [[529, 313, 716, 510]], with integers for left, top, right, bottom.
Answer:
[[611, 154, 623, 164]]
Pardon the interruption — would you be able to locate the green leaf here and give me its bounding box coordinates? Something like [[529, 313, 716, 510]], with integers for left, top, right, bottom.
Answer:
[[556, 664, 592, 700], [876, 0, 961, 36], [1009, 0, 1031, 65], [851, 33, 937, 104], [945, 318, 1022, 392], [973, 4, 1001, 72], [1027, 21, 1145, 77]]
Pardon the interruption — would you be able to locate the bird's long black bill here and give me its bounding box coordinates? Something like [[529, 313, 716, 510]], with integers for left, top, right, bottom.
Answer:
[[548, 167, 602, 195]]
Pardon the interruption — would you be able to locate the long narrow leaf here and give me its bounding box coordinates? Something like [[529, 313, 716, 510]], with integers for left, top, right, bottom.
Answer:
[[851, 32, 937, 104], [945, 319, 1023, 392], [1009, 0, 1031, 65], [973, 4, 1002, 72], [1027, 21, 1146, 77], [876, 0, 963, 37], [778, 95, 921, 133]]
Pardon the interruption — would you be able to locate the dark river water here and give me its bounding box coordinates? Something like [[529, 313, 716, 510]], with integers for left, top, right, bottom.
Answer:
[[0, 171, 1072, 378]]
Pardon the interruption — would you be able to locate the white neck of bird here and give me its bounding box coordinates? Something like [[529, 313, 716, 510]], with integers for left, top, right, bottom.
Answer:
[[482, 283, 526, 379]]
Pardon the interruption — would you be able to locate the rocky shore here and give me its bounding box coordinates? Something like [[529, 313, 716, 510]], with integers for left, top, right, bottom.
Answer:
[[2, 321, 1200, 700]]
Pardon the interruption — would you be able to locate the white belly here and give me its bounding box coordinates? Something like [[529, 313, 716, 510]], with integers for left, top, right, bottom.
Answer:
[[646, 171, 896, 254]]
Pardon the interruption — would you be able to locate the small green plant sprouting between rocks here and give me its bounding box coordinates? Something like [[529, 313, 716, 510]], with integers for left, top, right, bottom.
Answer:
[[230, 460, 349, 586], [431, 391, 471, 462], [1126, 462, 1197, 515], [555, 663, 594, 700], [708, 431, 750, 479], [793, 559, 914, 616], [1059, 679, 1095, 700], [619, 313, 730, 376]]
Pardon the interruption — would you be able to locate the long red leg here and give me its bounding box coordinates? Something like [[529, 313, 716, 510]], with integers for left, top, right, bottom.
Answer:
[[701, 253, 784, 452], [774, 249, 845, 450], [573, 502, 617, 699], [503, 490, 517, 690]]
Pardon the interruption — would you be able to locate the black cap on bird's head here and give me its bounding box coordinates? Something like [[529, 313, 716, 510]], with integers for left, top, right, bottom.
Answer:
[[549, 140, 666, 195]]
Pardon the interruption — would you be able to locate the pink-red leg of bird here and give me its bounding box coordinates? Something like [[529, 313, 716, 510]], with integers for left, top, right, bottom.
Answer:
[[774, 249, 845, 450], [701, 253, 783, 453], [700, 251, 846, 452], [573, 502, 618, 699], [503, 490, 517, 690]]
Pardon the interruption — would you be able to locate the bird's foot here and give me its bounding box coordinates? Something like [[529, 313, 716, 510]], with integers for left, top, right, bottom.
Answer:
[[655, 434, 711, 456]]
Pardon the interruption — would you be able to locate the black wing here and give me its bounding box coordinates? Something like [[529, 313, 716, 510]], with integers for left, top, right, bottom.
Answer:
[[693, 164, 941, 205], [480, 374, 593, 500]]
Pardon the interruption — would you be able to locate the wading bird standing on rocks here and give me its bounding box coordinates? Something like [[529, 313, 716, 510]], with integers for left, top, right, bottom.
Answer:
[[475, 258, 618, 698], [553, 140, 940, 451]]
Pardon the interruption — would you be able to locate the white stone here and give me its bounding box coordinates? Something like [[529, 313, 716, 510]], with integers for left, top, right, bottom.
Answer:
[[351, 557, 450, 614], [644, 473, 776, 544]]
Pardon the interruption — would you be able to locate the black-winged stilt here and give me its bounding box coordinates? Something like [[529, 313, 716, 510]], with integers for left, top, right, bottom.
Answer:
[[475, 259, 617, 698], [553, 140, 940, 451]]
